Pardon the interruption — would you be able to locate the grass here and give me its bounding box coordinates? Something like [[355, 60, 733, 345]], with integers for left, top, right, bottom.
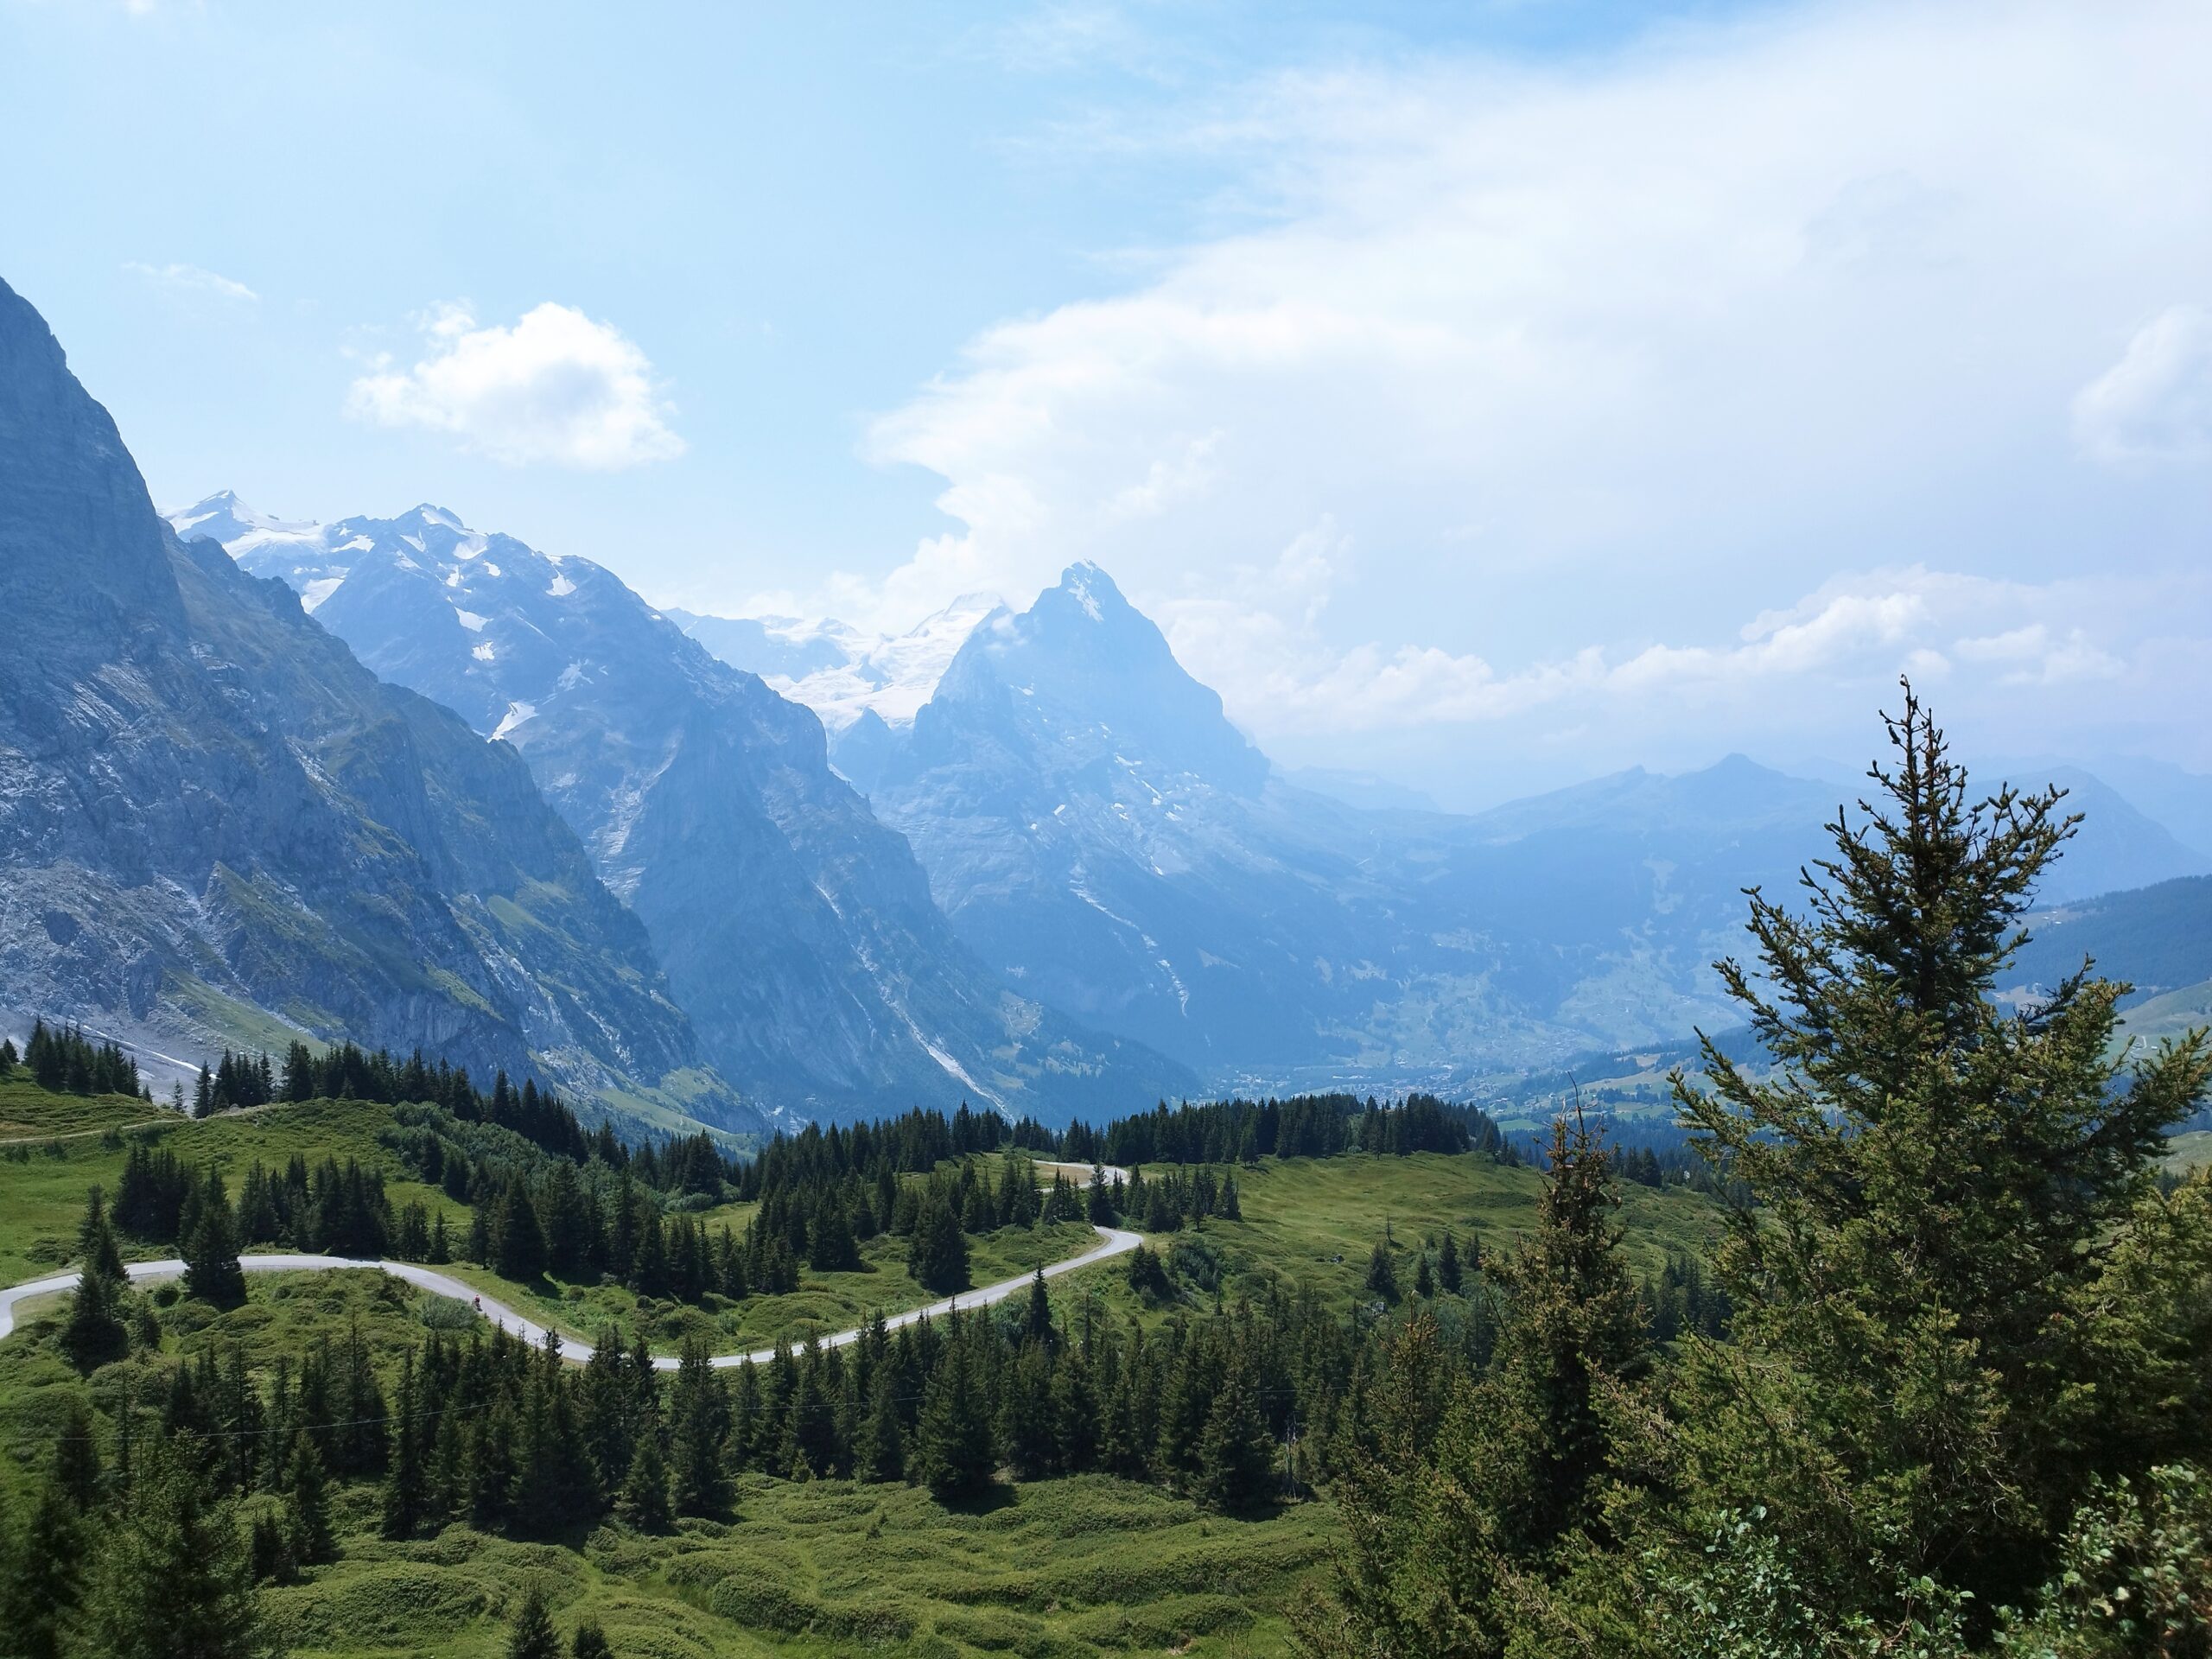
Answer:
[[0, 1096, 468, 1287], [435, 1219, 1106, 1356], [0, 1077, 168, 1142], [0, 1090, 1105, 1359], [0, 1265, 1329, 1657]]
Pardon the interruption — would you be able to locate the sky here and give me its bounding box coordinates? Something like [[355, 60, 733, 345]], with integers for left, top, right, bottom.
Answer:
[[3, 0, 2208, 808]]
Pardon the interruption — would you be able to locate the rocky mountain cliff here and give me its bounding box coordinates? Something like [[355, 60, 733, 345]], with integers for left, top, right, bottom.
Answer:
[[848, 563, 2209, 1095], [0, 279, 743, 1133], [173, 499, 1193, 1124]]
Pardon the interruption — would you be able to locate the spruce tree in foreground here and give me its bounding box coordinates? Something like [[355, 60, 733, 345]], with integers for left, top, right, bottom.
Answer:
[[0, 1474, 84, 1659], [79, 1442, 265, 1659], [907, 1190, 969, 1294], [667, 1338, 729, 1517], [1197, 1351, 1276, 1512], [1664, 689, 2212, 1630], [1298, 1111, 1647, 1657]]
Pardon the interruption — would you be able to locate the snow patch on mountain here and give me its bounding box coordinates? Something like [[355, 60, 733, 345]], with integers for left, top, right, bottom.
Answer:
[[669, 594, 1001, 731]]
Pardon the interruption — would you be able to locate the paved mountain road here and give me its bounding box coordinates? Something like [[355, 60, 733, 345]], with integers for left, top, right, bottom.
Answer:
[[0, 1225, 1142, 1371]]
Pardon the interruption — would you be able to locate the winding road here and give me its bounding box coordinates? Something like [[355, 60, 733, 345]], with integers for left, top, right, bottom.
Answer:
[[0, 1224, 1142, 1372]]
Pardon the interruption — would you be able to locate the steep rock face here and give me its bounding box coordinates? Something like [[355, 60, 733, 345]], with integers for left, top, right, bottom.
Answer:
[[175, 499, 1193, 1124], [0, 278, 740, 1129], [855, 563, 2212, 1095], [846, 568, 1824, 1090]]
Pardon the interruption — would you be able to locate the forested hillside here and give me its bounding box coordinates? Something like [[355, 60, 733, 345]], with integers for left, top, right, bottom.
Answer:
[[0, 698, 2205, 1656]]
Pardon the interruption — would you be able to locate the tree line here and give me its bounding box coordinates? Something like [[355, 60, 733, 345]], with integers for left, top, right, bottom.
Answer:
[[1, 1020, 148, 1100], [1293, 692, 2212, 1656]]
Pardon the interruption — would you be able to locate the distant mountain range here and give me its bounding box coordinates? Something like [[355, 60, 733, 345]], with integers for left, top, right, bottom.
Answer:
[[168, 499, 1193, 1126], [0, 278, 738, 1135], [684, 564, 2212, 1094], [7, 267, 2202, 1133]]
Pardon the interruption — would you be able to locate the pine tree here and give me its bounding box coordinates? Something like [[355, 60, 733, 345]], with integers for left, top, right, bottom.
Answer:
[[381, 1351, 427, 1538], [1363, 1240, 1398, 1304], [283, 1435, 334, 1567], [1672, 689, 2212, 1626], [907, 1189, 969, 1294], [1197, 1351, 1276, 1513], [998, 1341, 1057, 1479], [0, 1474, 84, 1659], [569, 1621, 614, 1659], [50, 1395, 102, 1510], [1299, 1113, 1647, 1658], [617, 1422, 673, 1531], [61, 1185, 130, 1373], [1021, 1267, 1054, 1350], [79, 1441, 264, 1659], [667, 1338, 730, 1516], [916, 1324, 995, 1498], [1437, 1230, 1463, 1294], [182, 1168, 246, 1309], [505, 1584, 562, 1659], [856, 1365, 906, 1484], [1414, 1251, 1435, 1299], [493, 1176, 549, 1282]]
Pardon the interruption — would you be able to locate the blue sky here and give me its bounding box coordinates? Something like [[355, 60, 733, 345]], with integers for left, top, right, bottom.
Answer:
[[3, 0, 2208, 804]]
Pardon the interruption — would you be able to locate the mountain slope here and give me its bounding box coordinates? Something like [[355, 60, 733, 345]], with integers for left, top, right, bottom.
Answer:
[[173, 499, 1193, 1124], [0, 278, 741, 1133], [853, 563, 2203, 1093]]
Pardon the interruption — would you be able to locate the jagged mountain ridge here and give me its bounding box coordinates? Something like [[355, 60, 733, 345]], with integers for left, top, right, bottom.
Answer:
[[0, 278, 742, 1133], [172, 497, 1195, 1125], [844, 562, 2211, 1093]]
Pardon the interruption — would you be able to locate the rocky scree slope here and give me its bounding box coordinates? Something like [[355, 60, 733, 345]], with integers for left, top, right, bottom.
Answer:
[[0, 278, 739, 1132]]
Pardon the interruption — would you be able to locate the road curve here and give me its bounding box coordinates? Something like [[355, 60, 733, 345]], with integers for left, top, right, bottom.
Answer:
[[0, 1225, 1143, 1372]]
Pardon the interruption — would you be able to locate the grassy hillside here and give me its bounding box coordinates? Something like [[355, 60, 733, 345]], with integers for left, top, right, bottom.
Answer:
[[0, 1076, 167, 1142], [0, 1080, 1733, 1658]]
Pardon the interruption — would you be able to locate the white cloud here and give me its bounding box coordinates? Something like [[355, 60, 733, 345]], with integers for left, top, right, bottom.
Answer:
[[2074, 304, 2212, 466], [346, 302, 684, 470], [1157, 559, 2158, 747], [124, 261, 257, 302], [789, 0, 2211, 780]]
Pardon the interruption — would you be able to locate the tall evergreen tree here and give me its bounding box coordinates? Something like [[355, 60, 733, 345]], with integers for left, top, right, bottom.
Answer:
[[182, 1168, 246, 1309], [667, 1338, 730, 1517], [915, 1323, 995, 1497], [1299, 1112, 1647, 1657], [0, 1474, 84, 1659], [380, 1351, 427, 1538], [907, 1189, 969, 1294], [856, 1364, 906, 1484], [1671, 688, 2212, 1627], [1197, 1351, 1277, 1513], [79, 1442, 265, 1659], [505, 1585, 562, 1659], [61, 1185, 130, 1373]]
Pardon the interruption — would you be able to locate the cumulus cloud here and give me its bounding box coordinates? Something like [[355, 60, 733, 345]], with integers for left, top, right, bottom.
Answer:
[[2074, 304, 2212, 466], [346, 302, 684, 470], [1154, 558, 2158, 759], [124, 261, 257, 302], [785, 0, 2211, 781]]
